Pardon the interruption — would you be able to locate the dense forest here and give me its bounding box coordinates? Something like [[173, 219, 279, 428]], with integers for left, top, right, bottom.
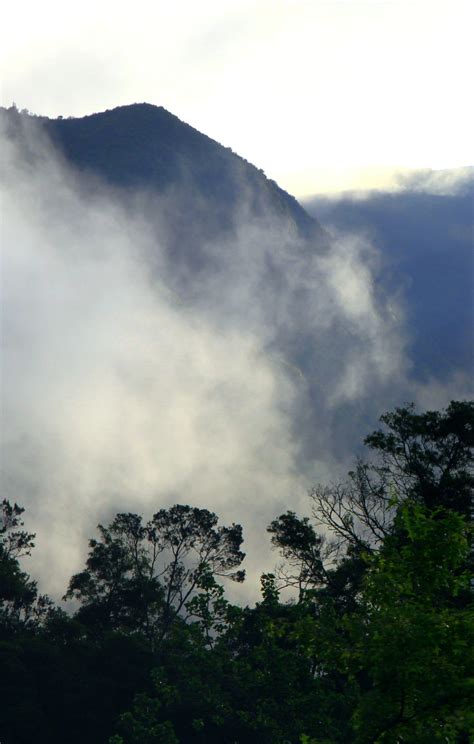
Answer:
[[1, 401, 473, 743]]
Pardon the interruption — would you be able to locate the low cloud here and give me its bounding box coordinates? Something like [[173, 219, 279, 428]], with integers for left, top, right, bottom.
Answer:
[[1, 119, 463, 603], [393, 166, 474, 196]]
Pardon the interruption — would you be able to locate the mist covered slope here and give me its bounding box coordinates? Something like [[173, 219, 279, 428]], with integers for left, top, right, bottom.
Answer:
[[1, 105, 472, 601], [1, 104, 322, 252], [304, 174, 474, 382]]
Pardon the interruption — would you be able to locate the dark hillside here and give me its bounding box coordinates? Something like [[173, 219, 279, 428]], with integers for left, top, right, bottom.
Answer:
[[6, 103, 322, 245], [49, 105, 318, 235]]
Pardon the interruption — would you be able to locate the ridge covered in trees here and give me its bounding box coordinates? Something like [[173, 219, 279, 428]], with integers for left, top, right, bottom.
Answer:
[[0, 103, 324, 245], [1, 401, 473, 743]]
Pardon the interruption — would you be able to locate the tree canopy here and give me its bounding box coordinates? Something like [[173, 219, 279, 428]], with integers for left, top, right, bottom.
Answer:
[[0, 401, 472, 743]]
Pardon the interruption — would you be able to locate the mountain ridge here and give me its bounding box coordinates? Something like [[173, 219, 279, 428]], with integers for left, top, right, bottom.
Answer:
[[1, 102, 323, 245]]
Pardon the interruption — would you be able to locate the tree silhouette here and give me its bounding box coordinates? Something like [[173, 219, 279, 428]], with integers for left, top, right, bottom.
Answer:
[[65, 505, 244, 644]]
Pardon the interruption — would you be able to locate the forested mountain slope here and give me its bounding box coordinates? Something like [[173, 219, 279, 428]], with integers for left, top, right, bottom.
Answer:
[[2, 103, 323, 250]]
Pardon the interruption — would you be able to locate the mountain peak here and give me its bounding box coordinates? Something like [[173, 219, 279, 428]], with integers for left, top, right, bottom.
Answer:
[[3, 102, 322, 243]]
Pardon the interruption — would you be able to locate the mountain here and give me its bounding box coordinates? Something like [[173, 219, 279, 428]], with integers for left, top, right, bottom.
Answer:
[[304, 178, 474, 382], [3, 99, 471, 628], [2, 102, 469, 482], [1, 103, 323, 255]]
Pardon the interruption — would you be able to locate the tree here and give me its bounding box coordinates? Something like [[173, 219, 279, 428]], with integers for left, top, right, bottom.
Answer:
[[344, 501, 474, 743], [267, 401, 474, 743], [306, 401, 474, 558], [266, 511, 327, 599], [65, 505, 245, 644], [0, 500, 52, 633], [1, 402, 471, 743], [0, 500, 35, 561], [109, 577, 335, 744], [364, 400, 474, 516]]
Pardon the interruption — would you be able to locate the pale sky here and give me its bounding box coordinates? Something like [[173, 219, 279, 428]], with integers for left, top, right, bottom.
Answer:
[[1, 0, 472, 196]]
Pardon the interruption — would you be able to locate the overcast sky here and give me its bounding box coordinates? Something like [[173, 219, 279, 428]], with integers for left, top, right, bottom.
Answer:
[[1, 0, 473, 193]]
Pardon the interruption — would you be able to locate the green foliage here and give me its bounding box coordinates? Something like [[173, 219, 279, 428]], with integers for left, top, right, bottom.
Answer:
[[1, 402, 472, 743], [343, 502, 473, 743], [110, 595, 335, 744], [184, 565, 232, 641], [111, 668, 179, 743], [265, 401, 474, 743]]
